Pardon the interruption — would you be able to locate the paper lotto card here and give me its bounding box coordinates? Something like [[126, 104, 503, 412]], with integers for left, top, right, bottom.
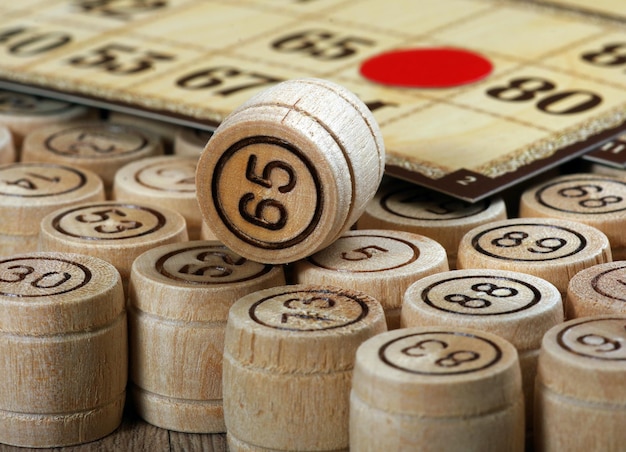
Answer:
[[0, 0, 625, 201]]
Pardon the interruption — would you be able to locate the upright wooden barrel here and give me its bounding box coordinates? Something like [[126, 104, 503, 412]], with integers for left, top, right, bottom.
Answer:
[[0, 252, 127, 448], [565, 261, 626, 318], [113, 155, 203, 239], [294, 229, 449, 329], [401, 269, 563, 438], [534, 316, 626, 451], [457, 217, 612, 297], [357, 179, 507, 268], [22, 120, 163, 193], [0, 162, 104, 257], [0, 90, 89, 151], [38, 200, 188, 291], [128, 240, 285, 433], [223, 284, 387, 451], [350, 326, 525, 452], [519, 173, 626, 260]]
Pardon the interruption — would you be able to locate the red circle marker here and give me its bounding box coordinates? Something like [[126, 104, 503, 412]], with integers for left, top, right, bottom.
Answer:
[[360, 47, 493, 88]]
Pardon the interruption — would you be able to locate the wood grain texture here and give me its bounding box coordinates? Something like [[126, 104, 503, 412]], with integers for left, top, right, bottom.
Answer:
[[223, 284, 387, 451], [0, 408, 228, 452], [0, 91, 90, 152], [519, 173, 626, 260], [38, 201, 188, 288], [565, 261, 626, 318], [200, 220, 219, 241], [534, 316, 626, 451], [456, 217, 612, 296], [174, 127, 213, 158], [350, 326, 525, 452], [128, 240, 285, 433], [294, 229, 449, 329], [196, 78, 385, 264], [401, 269, 563, 432], [0, 161, 105, 258], [21, 120, 163, 192], [357, 179, 507, 268], [108, 111, 178, 152], [0, 252, 126, 448], [0, 163, 104, 236], [0, 126, 15, 164], [113, 155, 203, 239]]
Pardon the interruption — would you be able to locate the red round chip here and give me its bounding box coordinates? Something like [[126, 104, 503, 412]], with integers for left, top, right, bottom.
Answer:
[[360, 47, 493, 88]]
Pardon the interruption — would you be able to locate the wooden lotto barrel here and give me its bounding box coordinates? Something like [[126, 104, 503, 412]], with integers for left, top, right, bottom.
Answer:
[[0, 252, 127, 448], [0, 162, 104, 257], [350, 326, 525, 452], [534, 316, 626, 451], [21, 119, 163, 193], [293, 229, 449, 329], [401, 269, 563, 435], [357, 179, 507, 268], [0, 90, 90, 151], [565, 261, 626, 318], [107, 111, 179, 152], [128, 240, 285, 433], [38, 200, 188, 291], [196, 78, 385, 264], [174, 127, 213, 157], [519, 173, 626, 260], [222, 284, 387, 451], [113, 155, 203, 239], [457, 217, 612, 297]]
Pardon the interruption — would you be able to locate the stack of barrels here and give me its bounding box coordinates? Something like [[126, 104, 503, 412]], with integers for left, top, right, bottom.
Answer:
[[0, 79, 623, 451]]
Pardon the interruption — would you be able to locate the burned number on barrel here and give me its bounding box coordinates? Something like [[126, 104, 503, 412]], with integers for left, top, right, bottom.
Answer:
[[239, 155, 296, 230]]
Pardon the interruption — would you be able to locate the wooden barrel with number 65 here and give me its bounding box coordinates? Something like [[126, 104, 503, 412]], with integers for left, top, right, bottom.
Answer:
[[196, 78, 385, 264]]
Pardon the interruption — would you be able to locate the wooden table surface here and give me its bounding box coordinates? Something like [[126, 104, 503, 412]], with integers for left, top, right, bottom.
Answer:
[[0, 405, 228, 452]]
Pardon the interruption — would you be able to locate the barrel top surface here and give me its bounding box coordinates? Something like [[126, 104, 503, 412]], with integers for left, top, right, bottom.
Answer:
[[130, 240, 285, 321], [352, 326, 521, 416], [538, 315, 626, 401], [224, 284, 387, 373], [0, 252, 123, 334], [23, 120, 162, 160], [40, 200, 187, 246]]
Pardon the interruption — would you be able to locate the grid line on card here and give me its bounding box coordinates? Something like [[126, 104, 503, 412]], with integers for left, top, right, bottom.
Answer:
[[314, 0, 495, 41], [318, 3, 500, 79], [517, 0, 626, 25], [117, 8, 349, 93]]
